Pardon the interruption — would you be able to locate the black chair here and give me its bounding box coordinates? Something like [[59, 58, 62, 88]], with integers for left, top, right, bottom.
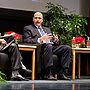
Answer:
[[52, 55, 59, 78], [0, 52, 11, 80]]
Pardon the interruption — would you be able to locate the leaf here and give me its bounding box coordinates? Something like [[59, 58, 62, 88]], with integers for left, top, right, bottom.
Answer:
[[44, 2, 87, 45]]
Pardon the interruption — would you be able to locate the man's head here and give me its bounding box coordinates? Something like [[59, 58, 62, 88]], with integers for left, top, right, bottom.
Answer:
[[33, 12, 43, 27]]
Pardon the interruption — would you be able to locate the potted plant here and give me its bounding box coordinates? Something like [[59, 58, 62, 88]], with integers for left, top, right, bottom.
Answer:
[[0, 71, 6, 82], [43, 2, 88, 46]]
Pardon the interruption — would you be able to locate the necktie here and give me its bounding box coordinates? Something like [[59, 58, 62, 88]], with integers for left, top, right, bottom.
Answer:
[[37, 26, 52, 44], [38, 27, 45, 36]]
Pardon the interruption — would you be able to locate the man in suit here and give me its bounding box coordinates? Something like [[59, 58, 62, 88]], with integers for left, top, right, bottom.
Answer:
[[0, 34, 31, 81], [23, 12, 71, 80]]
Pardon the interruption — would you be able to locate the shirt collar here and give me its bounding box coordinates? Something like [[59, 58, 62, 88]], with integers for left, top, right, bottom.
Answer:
[[35, 25, 42, 29]]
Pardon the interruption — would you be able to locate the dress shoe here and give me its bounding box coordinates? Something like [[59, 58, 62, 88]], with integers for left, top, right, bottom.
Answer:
[[11, 74, 29, 81], [19, 68, 32, 75], [43, 66, 57, 80], [44, 74, 57, 80], [11, 70, 30, 81], [57, 73, 70, 80]]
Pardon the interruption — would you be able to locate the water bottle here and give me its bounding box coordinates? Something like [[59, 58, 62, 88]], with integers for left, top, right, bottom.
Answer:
[[71, 37, 76, 48], [87, 37, 90, 48]]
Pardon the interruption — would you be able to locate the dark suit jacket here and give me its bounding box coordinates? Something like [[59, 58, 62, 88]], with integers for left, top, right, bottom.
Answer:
[[23, 25, 51, 44], [23, 25, 52, 75]]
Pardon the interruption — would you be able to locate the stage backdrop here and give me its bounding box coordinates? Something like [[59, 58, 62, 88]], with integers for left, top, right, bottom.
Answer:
[[0, 0, 89, 16]]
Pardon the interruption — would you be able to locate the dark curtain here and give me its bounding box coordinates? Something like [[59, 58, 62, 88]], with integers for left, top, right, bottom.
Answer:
[[87, 5, 90, 36], [86, 1, 90, 75]]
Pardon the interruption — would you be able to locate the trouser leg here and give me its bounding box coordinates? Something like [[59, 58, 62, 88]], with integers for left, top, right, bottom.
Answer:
[[41, 44, 53, 77], [41, 43, 53, 69], [53, 45, 71, 69], [4, 43, 22, 71]]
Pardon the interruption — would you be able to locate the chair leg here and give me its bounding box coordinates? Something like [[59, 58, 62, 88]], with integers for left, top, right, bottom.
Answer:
[[77, 54, 80, 79]]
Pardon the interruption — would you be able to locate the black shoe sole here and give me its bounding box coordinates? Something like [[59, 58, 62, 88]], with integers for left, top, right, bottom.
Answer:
[[57, 74, 71, 80], [11, 76, 29, 81]]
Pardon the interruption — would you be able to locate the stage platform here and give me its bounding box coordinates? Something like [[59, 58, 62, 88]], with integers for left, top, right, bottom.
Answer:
[[0, 76, 90, 90]]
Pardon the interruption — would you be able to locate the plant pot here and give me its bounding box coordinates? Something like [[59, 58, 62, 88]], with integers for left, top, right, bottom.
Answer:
[[76, 44, 81, 48]]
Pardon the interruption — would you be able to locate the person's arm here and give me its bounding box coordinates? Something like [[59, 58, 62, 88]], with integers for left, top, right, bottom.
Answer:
[[0, 39, 7, 50], [0, 39, 7, 45], [23, 26, 39, 44], [53, 34, 59, 45]]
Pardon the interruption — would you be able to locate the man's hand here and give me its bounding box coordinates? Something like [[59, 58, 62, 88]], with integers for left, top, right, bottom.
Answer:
[[0, 39, 7, 45], [40, 33, 50, 42], [53, 35, 59, 43], [48, 33, 53, 40]]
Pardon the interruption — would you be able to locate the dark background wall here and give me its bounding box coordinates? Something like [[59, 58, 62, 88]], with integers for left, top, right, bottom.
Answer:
[[0, 8, 35, 73], [0, 8, 35, 35]]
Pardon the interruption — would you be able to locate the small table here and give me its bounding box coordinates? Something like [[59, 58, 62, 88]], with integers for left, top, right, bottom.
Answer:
[[18, 44, 37, 80], [72, 48, 90, 80]]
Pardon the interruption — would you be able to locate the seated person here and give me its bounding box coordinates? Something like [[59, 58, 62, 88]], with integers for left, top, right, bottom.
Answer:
[[23, 12, 72, 80], [0, 33, 31, 81]]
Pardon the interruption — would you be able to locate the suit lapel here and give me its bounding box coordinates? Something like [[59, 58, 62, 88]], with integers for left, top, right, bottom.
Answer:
[[42, 26, 48, 34], [32, 25, 50, 37], [32, 25, 41, 37]]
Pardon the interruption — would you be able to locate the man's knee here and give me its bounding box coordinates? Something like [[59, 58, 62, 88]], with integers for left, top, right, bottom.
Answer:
[[11, 43, 16, 46], [10, 43, 18, 48], [46, 44, 53, 48], [64, 45, 71, 51], [46, 44, 53, 51]]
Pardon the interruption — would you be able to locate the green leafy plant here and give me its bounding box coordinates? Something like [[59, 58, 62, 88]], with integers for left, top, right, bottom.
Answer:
[[0, 71, 6, 82], [43, 2, 88, 45]]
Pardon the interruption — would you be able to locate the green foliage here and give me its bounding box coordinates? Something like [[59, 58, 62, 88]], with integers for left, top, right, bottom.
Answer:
[[0, 71, 6, 82], [43, 2, 88, 45]]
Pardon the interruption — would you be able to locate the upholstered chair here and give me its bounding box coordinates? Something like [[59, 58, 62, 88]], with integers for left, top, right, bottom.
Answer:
[[0, 52, 11, 80]]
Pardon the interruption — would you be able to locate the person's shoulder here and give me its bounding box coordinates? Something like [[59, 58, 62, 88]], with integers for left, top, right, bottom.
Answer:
[[24, 24, 33, 28], [24, 25, 35, 29], [42, 26, 50, 30]]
